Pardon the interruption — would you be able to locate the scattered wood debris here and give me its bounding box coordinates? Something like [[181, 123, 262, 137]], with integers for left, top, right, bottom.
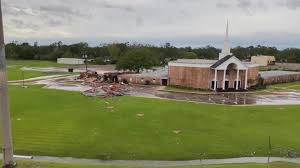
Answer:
[[173, 130, 182, 134]]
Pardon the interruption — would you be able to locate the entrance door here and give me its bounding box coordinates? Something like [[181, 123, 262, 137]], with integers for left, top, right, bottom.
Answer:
[[161, 79, 168, 86], [234, 81, 241, 89], [211, 81, 218, 89], [225, 81, 229, 90]]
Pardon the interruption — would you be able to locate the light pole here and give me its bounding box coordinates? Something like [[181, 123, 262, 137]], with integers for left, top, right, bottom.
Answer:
[[82, 55, 88, 72], [0, 0, 16, 167]]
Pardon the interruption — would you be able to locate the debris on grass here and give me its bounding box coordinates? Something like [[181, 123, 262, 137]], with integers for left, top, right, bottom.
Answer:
[[79, 71, 130, 98], [107, 106, 114, 109], [173, 130, 182, 134], [136, 113, 145, 117]]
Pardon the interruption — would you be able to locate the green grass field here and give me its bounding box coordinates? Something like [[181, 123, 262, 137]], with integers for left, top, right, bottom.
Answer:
[[3, 85, 300, 160], [7, 60, 68, 81], [3, 161, 300, 168]]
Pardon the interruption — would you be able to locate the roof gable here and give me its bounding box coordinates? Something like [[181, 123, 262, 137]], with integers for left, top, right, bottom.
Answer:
[[211, 55, 248, 70], [211, 55, 233, 69]]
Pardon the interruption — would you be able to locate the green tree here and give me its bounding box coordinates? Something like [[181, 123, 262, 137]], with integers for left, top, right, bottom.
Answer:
[[116, 48, 159, 73], [183, 52, 198, 59], [107, 44, 121, 63]]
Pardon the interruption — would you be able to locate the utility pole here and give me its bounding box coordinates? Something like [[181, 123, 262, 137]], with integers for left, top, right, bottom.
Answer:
[[83, 55, 88, 72], [0, 0, 15, 167]]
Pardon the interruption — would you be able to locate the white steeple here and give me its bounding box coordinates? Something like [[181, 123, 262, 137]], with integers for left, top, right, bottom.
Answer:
[[219, 21, 232, 60]]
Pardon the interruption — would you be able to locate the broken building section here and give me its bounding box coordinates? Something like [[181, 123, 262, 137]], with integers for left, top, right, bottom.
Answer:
[[118, 67, 169, 86]]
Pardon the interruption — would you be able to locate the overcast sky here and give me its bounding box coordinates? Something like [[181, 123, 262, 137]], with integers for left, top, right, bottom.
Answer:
[[2, 0, 300, 48]]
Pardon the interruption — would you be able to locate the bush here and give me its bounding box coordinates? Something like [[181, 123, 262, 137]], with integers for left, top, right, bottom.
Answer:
[[94, 57, 106, 65]]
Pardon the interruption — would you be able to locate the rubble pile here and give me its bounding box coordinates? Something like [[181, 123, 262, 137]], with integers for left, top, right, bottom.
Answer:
[[78, 70, 100, 80], [78, 71, 130, 98]]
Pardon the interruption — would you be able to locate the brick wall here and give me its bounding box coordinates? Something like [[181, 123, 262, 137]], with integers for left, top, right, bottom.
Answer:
[[263, 74, 300, 85], [118, 74, 162, 85], [169, 66, 259, 89], [169, 66, 211, 89]]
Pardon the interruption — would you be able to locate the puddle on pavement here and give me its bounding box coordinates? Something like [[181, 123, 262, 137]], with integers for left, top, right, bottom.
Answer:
[[156, 91, 300, 105], [35, 77, 92, 92]]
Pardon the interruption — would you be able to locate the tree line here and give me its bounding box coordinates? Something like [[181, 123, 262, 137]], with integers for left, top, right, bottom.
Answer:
[[5, 41, 300, 72]]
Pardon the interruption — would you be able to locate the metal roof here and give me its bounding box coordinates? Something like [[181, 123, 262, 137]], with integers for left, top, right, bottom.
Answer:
[[211, 55, 233, 69]]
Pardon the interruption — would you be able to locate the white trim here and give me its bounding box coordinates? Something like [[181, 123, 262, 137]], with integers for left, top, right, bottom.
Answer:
[[236, 69, 240, 90], [215, 56, 248, 70], [222, 70, 226, 90], [214, 70, 217, 91], [169, 62, 212, 68], [245, 69, 248, 89]]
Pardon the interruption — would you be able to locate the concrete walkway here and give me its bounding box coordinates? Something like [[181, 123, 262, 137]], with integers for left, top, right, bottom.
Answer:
[[8, 74, 74, 84], [2, 155, 300, 167]]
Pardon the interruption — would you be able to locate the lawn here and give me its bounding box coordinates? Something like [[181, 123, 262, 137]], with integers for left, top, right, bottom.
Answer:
[[7, 60, 69, 81], [3, 85, 300, 160], [3, 161, 300, 168]]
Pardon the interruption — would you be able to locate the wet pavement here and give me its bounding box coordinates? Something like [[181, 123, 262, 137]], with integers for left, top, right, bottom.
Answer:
[[34, 76, 92, 92], [155, 91, 300, 105], [22, 65, 117, 75], [6, 154, 300, 167]]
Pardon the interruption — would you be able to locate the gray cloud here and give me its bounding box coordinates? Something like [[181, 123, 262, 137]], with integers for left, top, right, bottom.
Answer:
[[39, 5, 88, 18], [101, 1, 136, 12], [39, 5, 90, 26], [216, 2, 232, 8], [2, 0, 300, 49], [283, 0, 300, 10], [10, 19, 40, 30], [3, 4, 37, 17]]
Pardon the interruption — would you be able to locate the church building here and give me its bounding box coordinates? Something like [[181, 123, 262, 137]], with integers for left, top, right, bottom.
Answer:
[[168, 23, 260, 91]]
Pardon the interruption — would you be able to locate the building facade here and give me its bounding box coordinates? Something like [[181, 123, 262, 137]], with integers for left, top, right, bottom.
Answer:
[[251, 55, 276, 66], [168, 23, 259, 91], [57, 58, 85, 65]]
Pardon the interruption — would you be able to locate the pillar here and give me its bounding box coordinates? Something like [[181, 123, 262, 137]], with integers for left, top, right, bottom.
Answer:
[[222, 69, 226, 90], [214, 69, 217, 91], [236, 69, 240, 90], [245, 69, 248, 89]]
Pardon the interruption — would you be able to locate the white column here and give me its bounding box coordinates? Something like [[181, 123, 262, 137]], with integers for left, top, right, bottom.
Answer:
[[236, 69, 240, 90], [245, 69, 248, 89], [222, 69, 226, 90], [214, 69, 217, 91]]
